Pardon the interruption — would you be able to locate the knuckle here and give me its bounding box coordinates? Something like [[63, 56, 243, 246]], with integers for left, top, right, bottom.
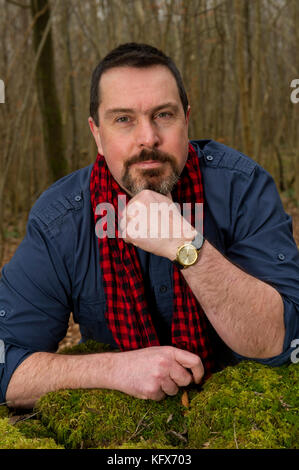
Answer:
[[154, 354, 170, 372], [144, 382, 159, 397], [163, 346, 175, 356]]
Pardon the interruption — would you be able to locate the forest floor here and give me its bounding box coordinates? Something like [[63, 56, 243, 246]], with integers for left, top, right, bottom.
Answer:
[[1, 196, 299, 352]]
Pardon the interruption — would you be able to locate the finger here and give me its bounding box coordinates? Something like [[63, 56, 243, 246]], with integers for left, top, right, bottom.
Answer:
[[161, 377, 179, 396], [174, 349, 205, 384], [150, 388, 166, 401], [189, 359, 204, 384], [137, 389, 166, 401], [169, 362, 193, 387]]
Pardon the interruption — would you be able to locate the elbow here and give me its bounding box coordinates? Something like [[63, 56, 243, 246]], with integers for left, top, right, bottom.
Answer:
[[255, 289, 285, 359]]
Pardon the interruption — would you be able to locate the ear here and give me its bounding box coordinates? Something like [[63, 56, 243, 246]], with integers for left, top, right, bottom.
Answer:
[[88, 117, 104, 155], [186, 105, 191, 125]]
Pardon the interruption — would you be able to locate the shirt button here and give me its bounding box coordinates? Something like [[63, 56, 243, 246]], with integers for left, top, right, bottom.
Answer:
[[278, 253, 285, 261], [0, 310, 6, 317], [74, 195, 82, 202], [206, 155, 214, 161], [159, 285, 168, 293]]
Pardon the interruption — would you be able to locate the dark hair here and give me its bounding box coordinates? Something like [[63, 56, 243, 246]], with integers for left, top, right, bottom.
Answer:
[[90, 42, 188, 126]]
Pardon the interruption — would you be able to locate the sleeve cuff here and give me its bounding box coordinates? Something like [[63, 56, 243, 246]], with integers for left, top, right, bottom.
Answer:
[[0, 343, 35, 404], [232, 348, 293, 367]]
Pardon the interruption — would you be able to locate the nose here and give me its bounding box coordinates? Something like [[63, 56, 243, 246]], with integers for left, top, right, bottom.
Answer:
[[135, 118, 161, 149]]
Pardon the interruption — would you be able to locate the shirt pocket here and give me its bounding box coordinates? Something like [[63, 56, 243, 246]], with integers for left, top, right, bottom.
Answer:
[[73, 296, 117, 346]]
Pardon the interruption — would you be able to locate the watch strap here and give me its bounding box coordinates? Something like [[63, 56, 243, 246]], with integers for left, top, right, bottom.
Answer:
[[191, 231, 204, 250]]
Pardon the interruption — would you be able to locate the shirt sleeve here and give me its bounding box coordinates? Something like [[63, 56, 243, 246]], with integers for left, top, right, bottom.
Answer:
[[0, 216, 71, 402], [225, 164, 299, 366]]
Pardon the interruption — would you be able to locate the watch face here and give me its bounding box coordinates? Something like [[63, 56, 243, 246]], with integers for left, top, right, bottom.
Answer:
[[178, 244, 198, 266]]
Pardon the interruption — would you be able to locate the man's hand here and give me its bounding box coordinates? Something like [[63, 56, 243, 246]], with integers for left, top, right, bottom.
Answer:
[[119, 189, 197, 260], [110, 345, 204, 401]]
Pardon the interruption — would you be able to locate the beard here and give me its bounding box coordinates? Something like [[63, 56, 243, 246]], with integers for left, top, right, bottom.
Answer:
[[121, 148, 180, 196]]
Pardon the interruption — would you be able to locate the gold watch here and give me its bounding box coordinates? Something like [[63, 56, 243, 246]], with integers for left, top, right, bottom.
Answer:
[[173, 232, 205, 270]]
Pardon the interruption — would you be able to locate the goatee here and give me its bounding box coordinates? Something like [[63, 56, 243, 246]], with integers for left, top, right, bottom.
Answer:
[[122, 148, 180, 196]]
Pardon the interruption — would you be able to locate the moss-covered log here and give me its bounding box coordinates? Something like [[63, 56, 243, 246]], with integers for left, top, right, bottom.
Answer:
[[36, 388, 189, 449], [1, 341, 298, 449], [187, 361, 299, 449]]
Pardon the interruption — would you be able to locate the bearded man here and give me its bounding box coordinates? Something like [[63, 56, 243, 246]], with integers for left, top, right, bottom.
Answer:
[[1, 43, 298, 408]]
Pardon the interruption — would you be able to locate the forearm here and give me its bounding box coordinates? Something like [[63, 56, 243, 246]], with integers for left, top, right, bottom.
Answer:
[[5, 350, 116, 409], [182, 240, 285, 358], [5, 345, 205, 407]]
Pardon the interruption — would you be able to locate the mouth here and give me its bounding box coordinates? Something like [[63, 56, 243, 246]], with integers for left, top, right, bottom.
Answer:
[[132, 160, 165, 169]]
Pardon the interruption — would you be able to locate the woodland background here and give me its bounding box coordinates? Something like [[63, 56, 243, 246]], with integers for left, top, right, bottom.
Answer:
[[0, 0, 298, 278]]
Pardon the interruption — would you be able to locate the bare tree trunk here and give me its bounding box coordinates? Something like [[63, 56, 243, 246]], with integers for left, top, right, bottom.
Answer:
[[251, 0, 263, 162], [30, 0, 67, 181], [292, 0, 299, 202], [234, 0, 252, 155], [61, 0, 80, 171]]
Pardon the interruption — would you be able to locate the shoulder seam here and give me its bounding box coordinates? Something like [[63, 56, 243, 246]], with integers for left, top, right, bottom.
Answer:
[[203, 151, 257, 177]]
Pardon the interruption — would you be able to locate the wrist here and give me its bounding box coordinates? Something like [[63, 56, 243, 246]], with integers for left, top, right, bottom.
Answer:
[[89, 351, 120, 390], [167, 227, 197, 261]]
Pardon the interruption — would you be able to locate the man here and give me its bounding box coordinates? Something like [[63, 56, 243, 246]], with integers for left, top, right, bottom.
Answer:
[[1, 43, 298, 409]]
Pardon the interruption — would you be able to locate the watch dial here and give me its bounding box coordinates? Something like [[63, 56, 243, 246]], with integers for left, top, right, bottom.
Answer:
[[180, 245, 198, 265]]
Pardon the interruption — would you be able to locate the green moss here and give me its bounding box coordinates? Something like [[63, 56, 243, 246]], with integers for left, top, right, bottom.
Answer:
[[0, 404, 10, 418], [58, 339, 114, 355], [0, 418, 63, 449], [187, 361, 299, 449], [104, 439, 179, 449], [16, 418, 58, 441], [36, 388, 188, 449]]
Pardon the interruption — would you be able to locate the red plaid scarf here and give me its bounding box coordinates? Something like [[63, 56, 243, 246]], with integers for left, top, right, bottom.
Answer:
[[90, 143, 215, 377]]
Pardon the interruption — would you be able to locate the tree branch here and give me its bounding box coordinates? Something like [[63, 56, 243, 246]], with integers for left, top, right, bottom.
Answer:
[[5, 0, 30, 8]]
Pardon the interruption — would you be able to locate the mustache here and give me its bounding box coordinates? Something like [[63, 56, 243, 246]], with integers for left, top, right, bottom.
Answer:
[[124, 148, 175, 170]]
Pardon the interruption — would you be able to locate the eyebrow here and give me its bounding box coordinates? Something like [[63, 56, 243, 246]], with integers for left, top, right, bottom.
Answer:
[[104, 102, 180, 119]]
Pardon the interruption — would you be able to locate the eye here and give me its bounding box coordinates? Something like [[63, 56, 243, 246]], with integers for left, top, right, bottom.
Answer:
[[156, 111, 172, 119], [115, 116, 130, 123]]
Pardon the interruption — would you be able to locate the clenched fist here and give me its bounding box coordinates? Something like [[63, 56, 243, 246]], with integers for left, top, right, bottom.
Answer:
[[119, 190, 197, 261], [108, 345, 204, 401]]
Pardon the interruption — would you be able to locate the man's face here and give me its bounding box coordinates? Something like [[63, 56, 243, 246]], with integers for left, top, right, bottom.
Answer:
[[89, 65, 190, 196]]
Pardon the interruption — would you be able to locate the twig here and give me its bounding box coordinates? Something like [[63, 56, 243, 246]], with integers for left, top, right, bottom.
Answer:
[[166, 429, 188, 444], [17, 411, 39, 422], [127, 409, 151, 441], [5, 2, 49, 83], [9, 411, 39, 426]]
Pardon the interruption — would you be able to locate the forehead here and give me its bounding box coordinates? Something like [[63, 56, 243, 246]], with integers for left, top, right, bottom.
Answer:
[[98, 65, 181, 112]]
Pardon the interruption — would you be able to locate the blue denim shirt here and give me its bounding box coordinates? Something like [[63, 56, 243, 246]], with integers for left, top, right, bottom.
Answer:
[[1, 139, 299, 402]]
